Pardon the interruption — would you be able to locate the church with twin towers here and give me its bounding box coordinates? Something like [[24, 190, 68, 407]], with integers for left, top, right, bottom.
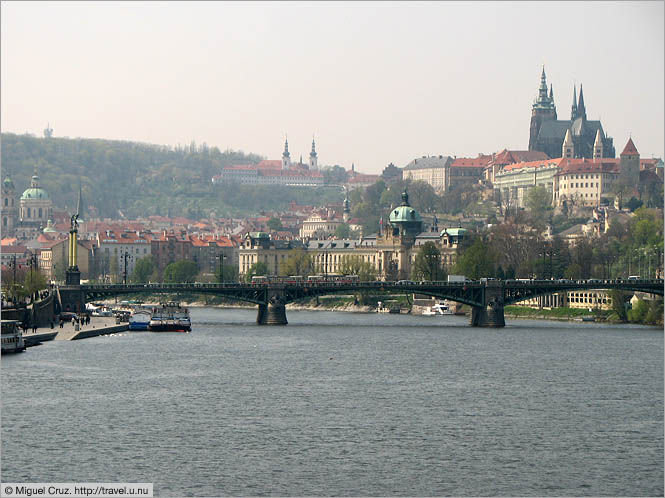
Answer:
[[528, 68, 616, 160], [281, 137, 318, 171]]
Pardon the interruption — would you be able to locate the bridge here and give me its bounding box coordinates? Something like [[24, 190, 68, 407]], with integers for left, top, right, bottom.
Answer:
[[56, 278, 663, 328]]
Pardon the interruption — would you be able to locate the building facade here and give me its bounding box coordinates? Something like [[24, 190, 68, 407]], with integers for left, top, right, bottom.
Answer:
[[402, 156, 453, 193]]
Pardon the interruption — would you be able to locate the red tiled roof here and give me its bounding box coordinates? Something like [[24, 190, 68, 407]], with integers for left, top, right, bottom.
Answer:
[[490, 149, 549, 166], [256, 160, 283, 169], [555, 158, 619, 176], [224, 164, 259, 171], [621, 138, 638, 156], [451, 155, 492, 168], [640, 158, 661, 169], [3, 244, 29, 254], [502, 157, 565, 172]]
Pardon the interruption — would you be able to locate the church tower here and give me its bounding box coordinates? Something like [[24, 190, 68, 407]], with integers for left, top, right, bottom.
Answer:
[[619, 137, 640, 184], [577, 84, 587, 121], [309, 138, 318, 171], [282, 138, 291, 170], [343, 187, 350, 222], [1, 173, 18, 233], [570, 85, 578, 121], [593, 129, 604, 160], [562, 129, 574, 158], [528, 67, 557, 150]]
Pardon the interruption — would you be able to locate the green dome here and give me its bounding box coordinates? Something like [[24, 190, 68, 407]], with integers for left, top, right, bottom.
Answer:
[[21, 187, 49, 200], [389, 205, 422, 223], [389, 189, 422, 223], [3, 177, 15, 190]]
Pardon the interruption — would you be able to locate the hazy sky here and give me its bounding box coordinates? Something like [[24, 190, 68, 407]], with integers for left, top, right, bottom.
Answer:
[[2, 1, 663, 174]]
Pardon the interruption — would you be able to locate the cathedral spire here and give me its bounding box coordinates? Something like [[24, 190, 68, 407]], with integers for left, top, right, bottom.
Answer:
[[571, 84, 578, 121], [308, 136, 318, 170], [538, 66, 548, 100], [577, 83, 586, 120], [549, 83, 553, 100], [282, 136, 291, 169]]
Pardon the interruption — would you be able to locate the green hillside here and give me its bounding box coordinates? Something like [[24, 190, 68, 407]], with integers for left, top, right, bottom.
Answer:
[[1, 133, 344, 219]]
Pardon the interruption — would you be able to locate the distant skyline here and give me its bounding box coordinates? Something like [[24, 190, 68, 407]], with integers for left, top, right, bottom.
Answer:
[[2, 1, 663, 174]]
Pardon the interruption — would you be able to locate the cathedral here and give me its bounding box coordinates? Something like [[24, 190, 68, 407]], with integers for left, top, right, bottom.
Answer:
[[528, 68, 615, 160], [2, 166, 54, 239]]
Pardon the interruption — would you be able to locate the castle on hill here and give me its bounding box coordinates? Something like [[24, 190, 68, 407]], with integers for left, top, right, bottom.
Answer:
[[528, 68, 616, 160]]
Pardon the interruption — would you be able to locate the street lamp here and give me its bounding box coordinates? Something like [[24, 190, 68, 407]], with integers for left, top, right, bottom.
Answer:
[[123, 251, 130, 284]]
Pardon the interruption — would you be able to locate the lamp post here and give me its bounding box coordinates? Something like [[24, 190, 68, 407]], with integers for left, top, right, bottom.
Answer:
[[123, 251, 130, 285]]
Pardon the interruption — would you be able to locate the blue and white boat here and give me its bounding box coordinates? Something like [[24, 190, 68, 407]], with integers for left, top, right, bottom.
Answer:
[[128, 309, 151, 331]]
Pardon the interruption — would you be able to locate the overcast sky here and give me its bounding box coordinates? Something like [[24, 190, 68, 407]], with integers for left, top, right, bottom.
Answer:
[[2, 1, 663, 174]]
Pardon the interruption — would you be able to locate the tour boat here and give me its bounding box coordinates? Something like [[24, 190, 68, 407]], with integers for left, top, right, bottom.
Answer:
[[128, 309, 152, 330], [148, 302, 191, 332], [1, 320, 26, 355]]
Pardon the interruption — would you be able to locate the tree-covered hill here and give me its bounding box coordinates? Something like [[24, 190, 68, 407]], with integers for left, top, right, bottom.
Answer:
[[1, 133, 344, 219]]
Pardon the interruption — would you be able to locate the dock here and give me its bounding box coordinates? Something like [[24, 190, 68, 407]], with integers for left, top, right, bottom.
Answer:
[[21, 316, 129, 345]]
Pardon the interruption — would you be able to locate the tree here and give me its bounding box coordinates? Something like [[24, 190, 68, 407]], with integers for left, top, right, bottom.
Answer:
[[335, 223, 351, 239], [526, 186, 551, 228], [628, 298, 649, 323], [281, 249, 314, 277], [130, 255, 155, 283], [625, 197, 643, 212], [645, 299, 664, 325], [23, 268, 47, 300], [245, 262, 268, 283], [339, 256, 377, 281], [267, 217, 283, 231], [381, 163, 401, 181], [453, 236, 497, 280], [412, 242, 446, 281], [322, 165, 348, 185], [609, 290, 628, 322], [109, 256, 120, 284], [215, 263, 238, 283], [163, 260, 198, 283]]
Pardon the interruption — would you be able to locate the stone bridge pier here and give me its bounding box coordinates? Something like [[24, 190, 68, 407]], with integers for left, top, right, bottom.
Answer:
[[470, 280, 505, 328], [256, 290, 288, 325]]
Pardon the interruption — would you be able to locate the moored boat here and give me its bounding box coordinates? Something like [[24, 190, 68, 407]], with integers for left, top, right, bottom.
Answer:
[[422, 302, 453, 316], [148, 302, 191, 332], [2, 320, 26, 354], [128, 309, 152, 330]]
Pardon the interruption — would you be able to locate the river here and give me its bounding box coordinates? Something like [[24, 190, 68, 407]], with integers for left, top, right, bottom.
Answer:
[[2, 308, 663, 496]]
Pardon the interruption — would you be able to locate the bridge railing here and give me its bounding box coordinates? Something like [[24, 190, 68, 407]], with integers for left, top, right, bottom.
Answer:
[[78, 278, 663, 290]]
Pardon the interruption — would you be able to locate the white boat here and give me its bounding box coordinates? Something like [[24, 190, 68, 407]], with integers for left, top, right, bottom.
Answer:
[[2, 320, 26, 354], [148, 302, 191, 332], [90, 305, 114, 317], [376, 301, 400, 313], [422, 302, 454, 316]]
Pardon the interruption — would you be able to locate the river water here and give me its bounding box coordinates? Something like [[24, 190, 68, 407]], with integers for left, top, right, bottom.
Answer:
[[2, 308, 663, 496]]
